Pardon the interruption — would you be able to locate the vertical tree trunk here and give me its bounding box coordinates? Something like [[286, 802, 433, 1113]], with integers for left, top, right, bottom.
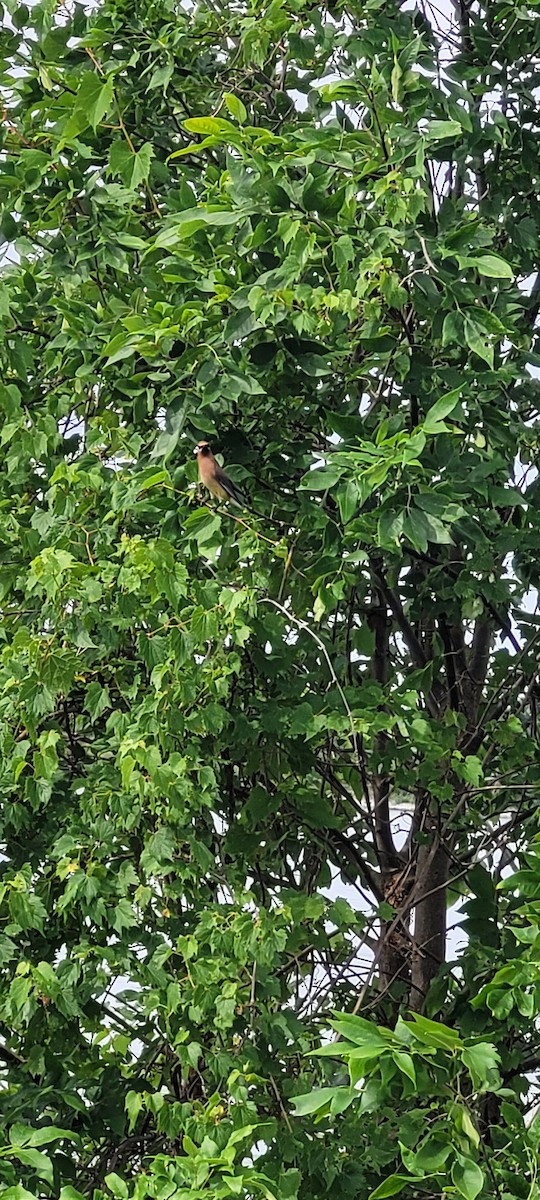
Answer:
[[409, 831, 449, 1012], [378, 868, 412, 1002], [379, 921, 410, 999]]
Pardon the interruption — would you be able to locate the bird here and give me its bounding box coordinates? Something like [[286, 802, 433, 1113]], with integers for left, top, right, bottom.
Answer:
[[194, 441, 246, 507]]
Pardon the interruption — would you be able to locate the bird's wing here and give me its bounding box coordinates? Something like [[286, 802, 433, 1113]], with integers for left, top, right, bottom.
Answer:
[[215, 465, 245, 507]]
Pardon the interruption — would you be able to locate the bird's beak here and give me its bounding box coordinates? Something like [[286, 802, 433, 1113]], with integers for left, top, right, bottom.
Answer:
[[193, 447, 200, 455]]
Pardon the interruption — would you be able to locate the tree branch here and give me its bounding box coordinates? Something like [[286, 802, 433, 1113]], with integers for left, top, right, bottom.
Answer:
[[370, 564, 443, 719]]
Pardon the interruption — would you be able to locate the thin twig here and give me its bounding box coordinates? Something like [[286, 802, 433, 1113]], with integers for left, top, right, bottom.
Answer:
[[262, 598, 361, 771]]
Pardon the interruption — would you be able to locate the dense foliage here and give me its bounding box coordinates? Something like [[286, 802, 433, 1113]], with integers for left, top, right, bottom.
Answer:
[[1, 0, 540, 1197]]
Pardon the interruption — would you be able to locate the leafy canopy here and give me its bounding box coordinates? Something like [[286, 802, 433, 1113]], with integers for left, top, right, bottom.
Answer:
[[1, 0, 540, 1199]]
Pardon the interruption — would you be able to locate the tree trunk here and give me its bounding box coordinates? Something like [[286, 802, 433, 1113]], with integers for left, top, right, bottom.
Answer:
[[409, 832, 449, 1012], [378, 868, 413, 1005], [379, 917, 411, 1001]]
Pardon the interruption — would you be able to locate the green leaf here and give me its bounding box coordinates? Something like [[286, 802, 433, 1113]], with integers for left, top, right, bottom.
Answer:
[[89, 77, 114, 132], [297, 354, 333, 377], [405, 1013, 462, 1049], [289, 1087, 337, 1116], [392, 1051, 416, 1085], [140, 826, 176, 874], [422, 511, 455, 544], [136, 469, 171, 492], [441, 311, 464, 346], [102, 331, 137, 365], [459, 1109, 480, 1150], [105, 1173, 129, 1199], [115, 233, 147, 249], [184, 508, 222, 546], [330, 1014, 390, 1051], [109, 141, 154, 187], [424, 119, 463, 139], [461, 1042, 501, 1090], [109, 140, 134, 179], [298, 465, 344, 491], [130, 143, 154, 188], [451, 1157, 484, 1200], [334, 234, 355, 269], [413, 1138, 452, 1173], [59, 73, 114, 144], [368, 1175, 412, 1199], [223, 93, 248, 123], [10, 1148, 54, 1186], [9, 890, 47, 932], [125, 1091, 143, 1133], [27, 1126, 77, 1147], [184, 116, 238, 136], [84, 681, 111, 721], [154, 207, 240, 246], [338, 480, 358, 524], [464, 315, 494, 367], [0, 1188, 37, 1200], [329, 1087, 357, 1115], [381, 272, 407, 309], [473, 254, 514, 280], [459, 755, 483, 786], [226, 1124, 259, 1148], [391, 59, 402, 104], [403, 508, 429, 553], [150, 405, 186, 461], [147, 62, 174, 93], [423, 387, 461, 432]]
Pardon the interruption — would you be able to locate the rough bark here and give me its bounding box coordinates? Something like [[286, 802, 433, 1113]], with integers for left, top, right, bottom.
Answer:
[[409, 831, 449, 1012], [379, 867, 414, 1001]]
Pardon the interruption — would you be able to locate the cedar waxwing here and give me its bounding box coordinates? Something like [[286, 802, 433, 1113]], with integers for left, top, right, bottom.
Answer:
[[194, 441, 245, 507]]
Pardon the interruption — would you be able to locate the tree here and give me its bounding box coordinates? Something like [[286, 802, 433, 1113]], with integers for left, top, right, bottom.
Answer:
[[1, 0, 540, 1196]]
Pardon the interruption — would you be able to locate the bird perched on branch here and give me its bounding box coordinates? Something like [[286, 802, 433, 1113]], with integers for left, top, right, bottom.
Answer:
[[194, 440, 245, 507]]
